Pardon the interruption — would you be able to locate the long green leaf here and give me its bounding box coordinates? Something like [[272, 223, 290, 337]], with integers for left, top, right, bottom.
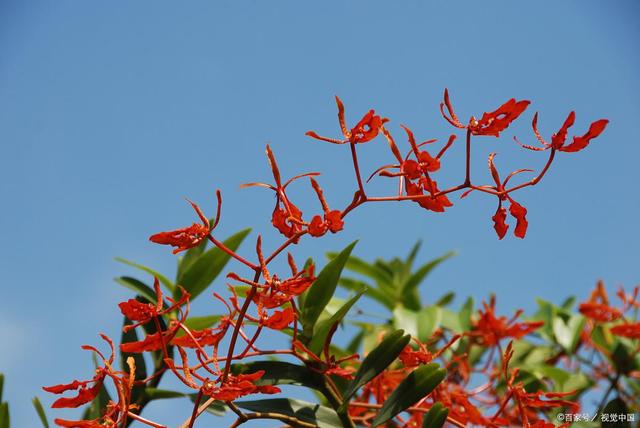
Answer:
[[235, 398, 342, 428], [114, 276, 157, 303], [327, 252, 391, 284], [145, 388, 187, 400], [301, 241, 357, 336], [32, 397, 50, 428], [339, 277, 394, 310], [342, 330, 411, 404], [115, 257, 175, 292], [231, 361, 328, 394], [403, 251, 455, 298], [371, 363, 446, 427], [176, 237, 208, 280], [0, 374, 3, 403], [176, 228, 251, 300], [308, 290, 364, 354], [422, 402, 449, 428], [0, 402, 9, 428]]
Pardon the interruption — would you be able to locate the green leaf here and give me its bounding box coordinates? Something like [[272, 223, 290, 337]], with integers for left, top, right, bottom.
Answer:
[[339, 277, 394, 310], [176, 228, 251, 301], [176, 237, 208, 280], [0, 402, 9, 428], [418, 306, 442, 342], [114, 276, 157, 303], [145, 388, 187, 400], [301, 241, 357, 337], [371, 363, 446, 427], [328, 252, 391, 284], [602, 397, 630, 428], [553, 314, 585, 353], [115, 257, 174, 292], [342, 330, 411, 404], [32, 397, 50, 428], [458, 297, 474, 331], [0, 373, 4, 402], [231, 361, 329, 394], [422, 402, 449, 428], [403, 251, 455, 300], [434, 292, 455, 307], [174, 315, 221, 337], [308, 290, 364, 354], [393, 306, 419, 338], [235, 398, 342, 428]]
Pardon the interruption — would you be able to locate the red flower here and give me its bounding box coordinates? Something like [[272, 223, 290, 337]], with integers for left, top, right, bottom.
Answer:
[[306, 96, 387, 144], [440, 88, 530, 137], [118, 278, 190, 330], [263, 307, 296, 330], [473, 297, 543, 346], [399, 345, 432, 368], [202, 371, 280, 401], [610, 322, 640, 339], [307, 178, 344, 237], [242, 145, 318, 240], [150, 199, 212, 254], [466, 153, 531, 239], [492, 206, 509, 239], [579, 302, 622, 323], [43, 335, 115, 409], [579, 281, 622, 322], [518, 111, 609, 152]]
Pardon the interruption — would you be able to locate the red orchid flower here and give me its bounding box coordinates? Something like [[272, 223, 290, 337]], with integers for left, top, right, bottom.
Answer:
[[119, 278, 190, 331], [228, 245, 316, 310], [307, 177, 344, 237], [472, 297, 543, 346], [517, 111, 609, 152], [201, 371, 280, 401], [440, 88, 530, 137], [43, 335, 115, 409], [242, 145, 318, 241], [306, 96, 387, 144], [610, 322, 640, 339], [373, 126, 456, 183], [149, 196, 216, 254], [262, 307, 296, 330], [464, 153, 531, 239], [579, 280, 622, 323]]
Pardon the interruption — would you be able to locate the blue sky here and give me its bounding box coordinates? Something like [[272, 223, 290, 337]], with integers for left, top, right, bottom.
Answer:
[[1, 1, 638, 426]]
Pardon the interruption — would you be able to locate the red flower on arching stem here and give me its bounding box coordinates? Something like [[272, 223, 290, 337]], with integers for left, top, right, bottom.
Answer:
[[149, 197, 215, 254], [242, 145, 318, 241], [472, 297, 543, 346], [118, 278, 190, 330], [440, 88, 530, 137], [462, 153, 530, 239], [373, 125, 456, 182], [228, 247, 316, 310], [494, 343, 579, 426], [306, 96, 387, 144], [578, 280, 622, 323], [43, 335, 116, 409], [517, 111, 609, 153], [307, 177, 344, 237], [201, 371, 281, 401], [262, 306, 296, 330], [610, 322, 640, 339]]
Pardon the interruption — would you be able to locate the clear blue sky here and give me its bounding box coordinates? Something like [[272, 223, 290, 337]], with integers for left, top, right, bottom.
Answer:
[[1, 1, 638, 426]]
